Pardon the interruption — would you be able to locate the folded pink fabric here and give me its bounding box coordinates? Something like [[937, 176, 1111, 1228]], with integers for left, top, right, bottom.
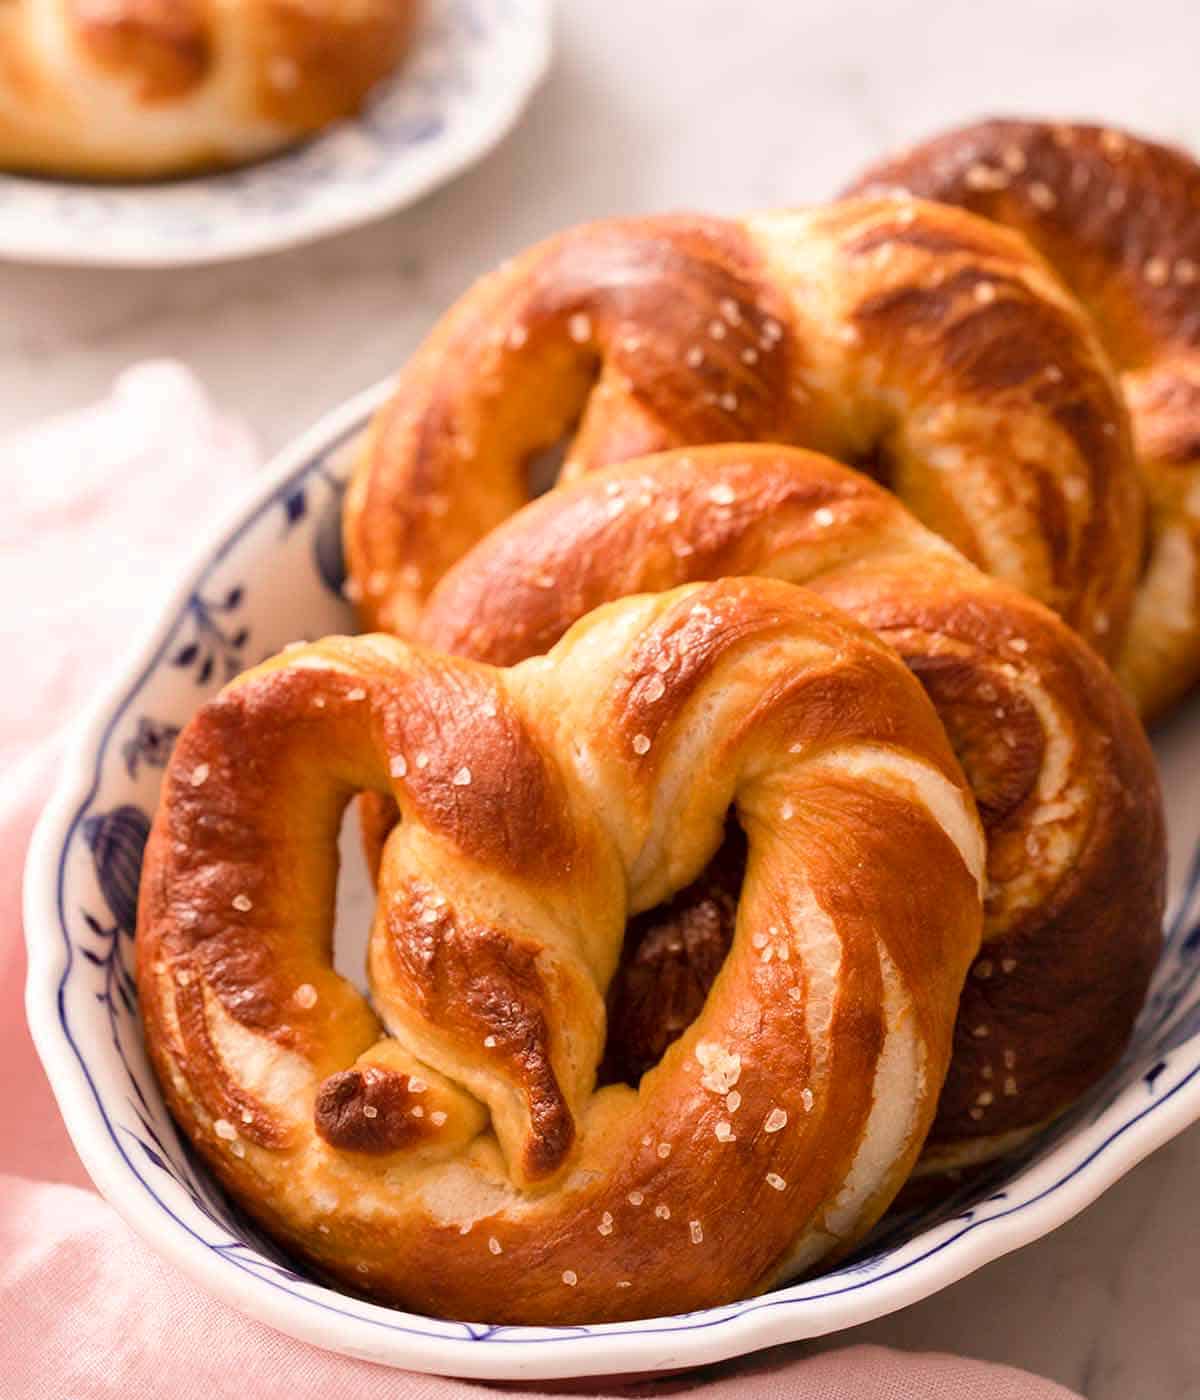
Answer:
[[3, 366, 1080, 1399]]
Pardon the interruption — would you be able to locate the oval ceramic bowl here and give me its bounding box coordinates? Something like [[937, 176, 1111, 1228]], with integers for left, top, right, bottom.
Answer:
[[23, 380, 1200, 1381], [0, 0, 551, 268]]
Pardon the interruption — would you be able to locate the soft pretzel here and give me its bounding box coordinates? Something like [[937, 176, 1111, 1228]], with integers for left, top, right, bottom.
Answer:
[[0, 0, 418, 179], [136, 578, 985, 1323], [344, 197, 1142, 668], [846, 118, 1200, 718], [392, 445, 1163, 1174]]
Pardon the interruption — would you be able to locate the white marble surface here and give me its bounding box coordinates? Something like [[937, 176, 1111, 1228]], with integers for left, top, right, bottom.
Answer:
[[5, 1, 1199, 1394]]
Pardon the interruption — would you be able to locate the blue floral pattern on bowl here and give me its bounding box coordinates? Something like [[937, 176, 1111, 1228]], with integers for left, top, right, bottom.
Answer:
[[23, 382, 1200, 1379], [0, 0, 551, 268]]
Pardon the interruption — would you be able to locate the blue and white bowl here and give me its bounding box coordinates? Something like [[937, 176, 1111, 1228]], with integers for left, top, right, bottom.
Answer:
[[0, 0, 551, 268], [23, 380, 1200, 1380]]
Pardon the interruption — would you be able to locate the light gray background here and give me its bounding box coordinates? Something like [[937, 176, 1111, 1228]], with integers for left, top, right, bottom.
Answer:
[[5, 3, 1198, 1394]]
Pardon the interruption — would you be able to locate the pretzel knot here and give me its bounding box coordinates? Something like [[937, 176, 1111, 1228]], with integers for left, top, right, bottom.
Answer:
[[137, 578, 985, 1323], [0, 0, 418, 178], [399, 445, 1165, 1175], [847, 118, 1200, 718], [345, 196, 1141, 669]]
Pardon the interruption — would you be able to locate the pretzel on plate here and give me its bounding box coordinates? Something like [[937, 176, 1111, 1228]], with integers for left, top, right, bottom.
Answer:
[[136, 578, 985, 1322], [344, 197, 1142, 675], [0, 0, 419, 178], [390, 445, 1164, 1175], [847, 118, 1200, 718]]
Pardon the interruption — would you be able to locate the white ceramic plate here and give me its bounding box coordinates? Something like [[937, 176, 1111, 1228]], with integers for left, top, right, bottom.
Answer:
[[0, 0, 551, 268], [23, 380, 1200, 1380]]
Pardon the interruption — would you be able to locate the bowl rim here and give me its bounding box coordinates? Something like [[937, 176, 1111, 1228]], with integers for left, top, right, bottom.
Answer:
[[23, 379, 1200, 1380], [0, 0, 553, 269]]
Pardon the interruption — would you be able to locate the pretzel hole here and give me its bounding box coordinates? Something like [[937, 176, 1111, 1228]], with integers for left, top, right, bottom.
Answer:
[[331, 799, 376, 995], [599, 816, 746, 1087], [849, 439, 896, 492], [523, 429, 576, 500]]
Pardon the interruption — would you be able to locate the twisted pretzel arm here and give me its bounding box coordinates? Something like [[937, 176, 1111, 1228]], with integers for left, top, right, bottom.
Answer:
[[0, 0, 418, 178], [417, 445, 1165, 1170], [345, 198, 1140, 660], [137, 580, 984, 1322], [846, 118, 1200, 718]]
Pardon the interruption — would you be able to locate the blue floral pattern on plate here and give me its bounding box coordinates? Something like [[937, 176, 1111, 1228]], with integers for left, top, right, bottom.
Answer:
[[0, 0, 551, 268], [24, 384, 1200, 1378]]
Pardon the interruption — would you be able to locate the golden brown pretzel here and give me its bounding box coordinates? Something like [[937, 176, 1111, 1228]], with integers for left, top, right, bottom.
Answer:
[[405, 445, 1165, 1174], [344, 197, 1142, 665], [136, 578, 985, 1323], [846, 118, 1200, 718], [0, 0, 418, 178]]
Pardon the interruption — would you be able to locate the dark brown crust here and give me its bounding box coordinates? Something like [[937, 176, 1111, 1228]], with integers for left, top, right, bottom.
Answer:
[[136, 584, 982, 1323], [416, 445, 1165, 1162], [346, 214, 801, 636], [384, 882, 576, 1180], [314, 1066, 431, 1154], [847, 118, 1200, 362], [345, 199, 1141, 679], [846, 118, 1200, 717]]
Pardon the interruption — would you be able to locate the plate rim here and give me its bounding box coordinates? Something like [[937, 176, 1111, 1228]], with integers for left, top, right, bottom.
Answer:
[[0, 0, 553, 269], [22, 380, 1200, 1379]]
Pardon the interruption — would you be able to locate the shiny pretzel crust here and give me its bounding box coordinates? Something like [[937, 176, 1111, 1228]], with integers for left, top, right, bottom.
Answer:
[[847, 118, 1200, 719], [0, 0, 418, 178], [137, 579, 984, 1323], [412, 446, 1166, 1172], [345, 197, 1140, 665]]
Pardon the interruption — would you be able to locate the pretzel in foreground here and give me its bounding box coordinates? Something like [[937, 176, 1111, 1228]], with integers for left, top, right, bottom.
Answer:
[[0, 0, 419, 179], [136, 578, 984, 1323], [345, 197, 1143, 680], [847, 118, 1200, 718], [393, 446, 1163, 1176]]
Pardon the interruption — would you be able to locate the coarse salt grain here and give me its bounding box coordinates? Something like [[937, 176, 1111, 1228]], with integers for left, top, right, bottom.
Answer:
[[232, 893, 253, 912], [294, 983, 318, 1009], [690, 1220, 704, 1244], [765, 1173, 786, 1191], [725, 1090, 742, 1112], [190, 764, 209, 787], [568, 313, 592, 343], [655, 1204, 671, 1219], [488, 1237, 502, 1255], [363, 1105, 378, 1119], [452, 766, 473, 787], [390, 755, 408, 778], [632, 734, 651, 755], [714, 1121, 735, 1143], [695, 1042, 741, 1094], [214, 1119, 237, 1141], [598, 1212, 614, 1236], [431, 1111, 447, 1126], [708, 483, 736, 506], [347, 688, 366, 701], [562, 1270, 578, 1286], [764, 1108, 788, 1133], [628, 1191, 644, 1206]]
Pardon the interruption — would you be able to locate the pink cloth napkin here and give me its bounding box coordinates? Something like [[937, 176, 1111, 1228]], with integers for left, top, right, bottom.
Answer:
[[3, 365, 1080, 1399]]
